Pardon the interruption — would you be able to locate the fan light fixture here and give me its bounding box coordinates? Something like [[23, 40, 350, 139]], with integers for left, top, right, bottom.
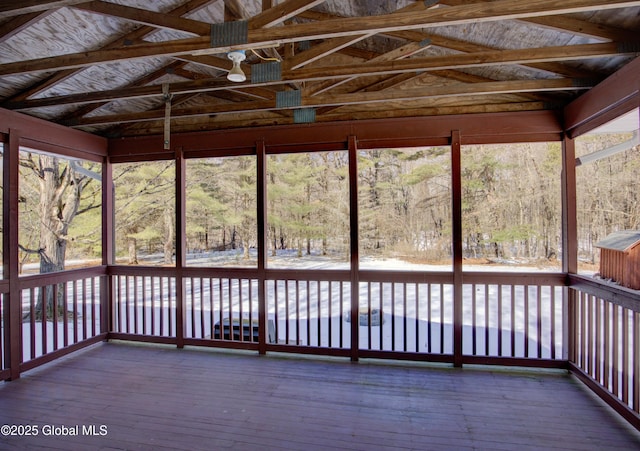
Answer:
[[227, 50, 246, 82]]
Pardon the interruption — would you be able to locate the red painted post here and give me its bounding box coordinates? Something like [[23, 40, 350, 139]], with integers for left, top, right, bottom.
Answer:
[[1, 132, 9, 376], [562, 135, 577, 362], [348, 135, 359, 362], [6, 129, 21, 379], [176, 148, 185, 348], [451, 130, 463, 367], [256, 140, 267, 355], [102, 157, 113, 336]]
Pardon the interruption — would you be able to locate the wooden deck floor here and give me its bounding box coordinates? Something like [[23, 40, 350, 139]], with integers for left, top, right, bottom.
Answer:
[[1, 343, 639, 450]]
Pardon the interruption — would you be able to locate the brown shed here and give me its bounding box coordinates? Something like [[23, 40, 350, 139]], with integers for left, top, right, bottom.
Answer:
[[595, 231, 640, 290]]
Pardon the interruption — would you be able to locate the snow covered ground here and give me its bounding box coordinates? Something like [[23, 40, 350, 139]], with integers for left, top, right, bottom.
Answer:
[[2, 252, 633, 414], [0, 252, 602, 366]]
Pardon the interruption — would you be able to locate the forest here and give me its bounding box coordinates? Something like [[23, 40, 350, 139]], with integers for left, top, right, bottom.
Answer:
[[5, 128, 639, 275]]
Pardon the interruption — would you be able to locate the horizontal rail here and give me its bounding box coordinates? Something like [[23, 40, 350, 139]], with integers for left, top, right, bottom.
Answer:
[[360, 270, 453, 284], [463, 272, 566, 286], [19, 334, 106, 373], [569, 274, 640, 311], [18, 266, 107, 289]]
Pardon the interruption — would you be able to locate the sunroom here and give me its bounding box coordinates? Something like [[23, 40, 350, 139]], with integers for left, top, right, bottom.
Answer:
[[1, 1, 640, 449]]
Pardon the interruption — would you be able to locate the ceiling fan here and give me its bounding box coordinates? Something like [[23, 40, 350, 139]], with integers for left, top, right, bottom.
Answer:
[[225, 48, 282, 83], [226, 50, 247, 82]]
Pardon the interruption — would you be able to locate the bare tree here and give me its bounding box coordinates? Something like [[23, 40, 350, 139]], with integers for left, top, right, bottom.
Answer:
[[19, 153, 99, 318]]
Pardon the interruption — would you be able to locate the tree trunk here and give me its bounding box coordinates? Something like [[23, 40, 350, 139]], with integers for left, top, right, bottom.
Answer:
[[29, 155, 84, 319], [128, 237, 138, 264], [163, 207, 174, 264], [271, 226, 277, 257]]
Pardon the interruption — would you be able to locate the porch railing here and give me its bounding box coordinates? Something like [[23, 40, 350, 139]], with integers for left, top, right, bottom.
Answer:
[[108, 267, 567, 364], [2, 265, 638, 430], [1, 268, 107, 379], [568, 274, 640, 428]]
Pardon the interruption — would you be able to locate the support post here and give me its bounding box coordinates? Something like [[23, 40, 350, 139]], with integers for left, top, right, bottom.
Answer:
[[5, 130, 21, 379], [256, 140, 268, 355], [1, 133, 7, 377], [348, 135, 359, 362], [101, 156, 113, 336], [175, 148, 185, 348], [561, 136, 578, 275], [451, 130, 463, 367], [562, 135, 578, 362]]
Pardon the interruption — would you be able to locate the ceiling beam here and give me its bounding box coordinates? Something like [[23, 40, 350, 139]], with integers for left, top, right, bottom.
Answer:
[[111, 101, 553, 137], [440, 0, 638, 41], [2, 0, 638, 76], [3, 0, 214, 104], [0, 0, 86, 18], [249, 0, 326, 29], [285, 1, 428, 71], [74, 1, 211, 36], [306, 39, 433, 97], [0, 10, 55, 43], [564, 55, 640, 135], [59, 60, 190, 122], [63, 78, 590, 127], [2, 41, 623, 111], [299, 9, 607, 79], [289, 42, 624, 79], [284, 34, 375, 71]]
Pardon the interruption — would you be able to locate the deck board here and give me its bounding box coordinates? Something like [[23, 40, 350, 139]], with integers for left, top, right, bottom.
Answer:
[[1, 342, 639, 450]]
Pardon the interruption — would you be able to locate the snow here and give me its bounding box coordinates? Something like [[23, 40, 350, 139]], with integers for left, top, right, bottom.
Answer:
[[0, 253, 618, 366], [1, 253, 634, 416]]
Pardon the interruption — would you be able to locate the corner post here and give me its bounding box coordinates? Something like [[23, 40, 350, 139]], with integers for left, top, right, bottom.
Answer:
[[562, 135, 578, 363], [101, 156, 114, 337]]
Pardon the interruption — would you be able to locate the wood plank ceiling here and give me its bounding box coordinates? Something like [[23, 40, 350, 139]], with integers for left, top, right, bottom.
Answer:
[[0, 0, 639, 138]]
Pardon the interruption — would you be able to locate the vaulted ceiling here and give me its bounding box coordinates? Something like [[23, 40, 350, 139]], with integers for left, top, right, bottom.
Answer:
[[1, 0, 639, 138]]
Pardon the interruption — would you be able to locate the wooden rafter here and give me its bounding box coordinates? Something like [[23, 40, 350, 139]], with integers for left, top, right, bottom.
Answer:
[[440, 0, 639, 41], [0, 10, 54, 43], [2, 0, 639, 77], [3, 41, 628, 111], [59, 60, 190, 122], [248, 0, 326, 29], [62, 78, 591, 127], [0, 0, 86, 18], [298, 8, 607, 81], [74, 1, 211, 36], [0, 0, 638, 137], [305, 39, 434, 97], [285, 1, 429, 71], [111, 101, 552, 137], [3, 0, 215, 104]]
